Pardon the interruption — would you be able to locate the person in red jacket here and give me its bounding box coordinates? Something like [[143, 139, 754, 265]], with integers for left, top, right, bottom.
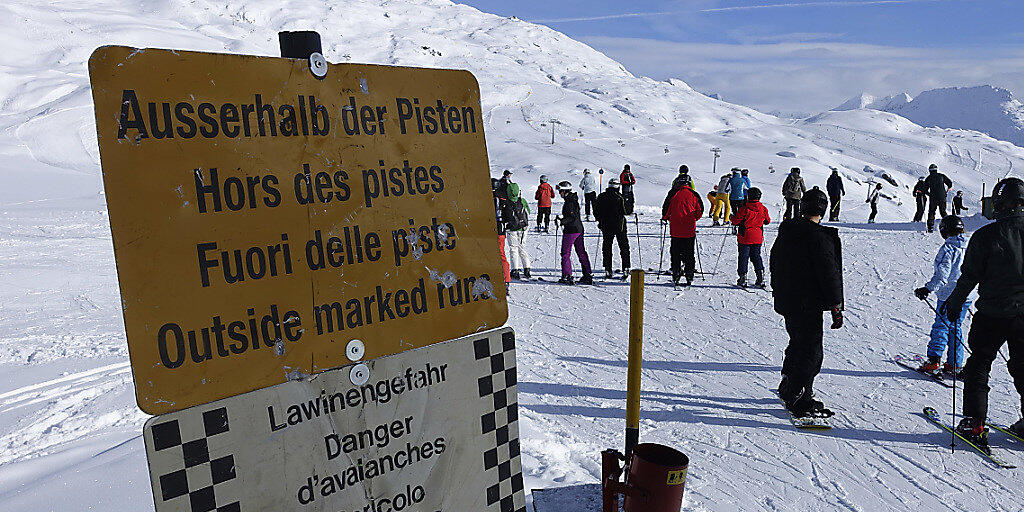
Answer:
[[731, 187, 770, 288], [662, 182, 704, 286], [619, 164, 637, 215], [535, 175, 555, 232]]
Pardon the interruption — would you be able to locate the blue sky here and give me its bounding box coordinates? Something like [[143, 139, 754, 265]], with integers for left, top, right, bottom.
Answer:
[[454, 0, 1024, 113]]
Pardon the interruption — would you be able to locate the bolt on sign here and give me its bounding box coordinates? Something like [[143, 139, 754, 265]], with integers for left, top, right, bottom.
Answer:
[[88, 46, 507, 415], [143, 327, 526, 512]]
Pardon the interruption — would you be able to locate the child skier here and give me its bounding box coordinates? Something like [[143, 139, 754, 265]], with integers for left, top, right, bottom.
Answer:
[[731, 187, 770, 288], [504, 183, 532, 280], [913, 215, 970, 374], [535, 175, 555, 232], [556, 181, 594, 285]]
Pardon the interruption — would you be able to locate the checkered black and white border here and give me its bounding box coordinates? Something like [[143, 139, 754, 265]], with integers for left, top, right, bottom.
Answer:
[[474, 329, 527, 512], [149, 407, 240, 512]]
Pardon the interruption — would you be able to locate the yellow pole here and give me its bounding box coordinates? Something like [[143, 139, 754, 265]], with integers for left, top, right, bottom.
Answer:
[[625, 269, 645, 456]]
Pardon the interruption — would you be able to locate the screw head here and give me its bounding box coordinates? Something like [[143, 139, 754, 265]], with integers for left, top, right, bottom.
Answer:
[[345, 339, 365, 361], [309, 52, 328, 78], [349, 363, 370, 385]]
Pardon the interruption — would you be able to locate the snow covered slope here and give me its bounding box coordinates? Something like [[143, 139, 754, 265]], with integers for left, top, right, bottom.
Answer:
[[886, 86, 1024, 149], [4, 1, 1024, 511]]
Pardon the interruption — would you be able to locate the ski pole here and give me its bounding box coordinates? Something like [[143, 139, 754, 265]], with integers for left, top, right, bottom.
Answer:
[[554, 217, 562, 276], [634, 213, 642, 270], [695, 237, 705, 281], [658, 221, 666, 281], [711, 230, 729, 277]]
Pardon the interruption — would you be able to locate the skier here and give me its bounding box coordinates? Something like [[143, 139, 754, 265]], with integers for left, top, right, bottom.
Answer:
[[662, 179, 704, 287], [913, 215, 970, 375], [770, 187, 844, 418], [867, 183, 882, 223], [671, 165, 695, 190], [912, 177, 928, 222], [826, 169, 845, 222], [595, 178, 631, 279], [782, 167, 806, 220], [503, 183, 532, 280], [556, 181, 594, 285], [728, 168, 749, 212], [714, 173, 732, 225], [730, 187, 770, 288], [579, 169, 598, 221], [706, 190, 718, 219], [619, 164, 637, 215], [942, 177, 1024, 444], [492, 178, 511, 288], [924, 163, 953, 233], [534, 175, 555, 232], [497, 169, 513, 204], [952, 190, 968, 216]]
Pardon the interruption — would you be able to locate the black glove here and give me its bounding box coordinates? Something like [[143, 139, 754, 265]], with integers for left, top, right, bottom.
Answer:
[[942, 301, 963, 324], [914, 287, 930, 300], [830, 308, 844, 329]]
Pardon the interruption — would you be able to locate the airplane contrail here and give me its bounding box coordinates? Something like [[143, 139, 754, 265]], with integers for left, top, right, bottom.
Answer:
[[532, 0, 953, 23]]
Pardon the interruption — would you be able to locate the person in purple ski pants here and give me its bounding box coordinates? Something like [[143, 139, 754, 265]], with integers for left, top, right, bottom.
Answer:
[[555, 181, 593, 285]]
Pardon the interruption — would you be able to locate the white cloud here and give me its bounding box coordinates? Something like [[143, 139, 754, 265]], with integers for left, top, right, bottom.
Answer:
[[581, 36, 1024, 113]]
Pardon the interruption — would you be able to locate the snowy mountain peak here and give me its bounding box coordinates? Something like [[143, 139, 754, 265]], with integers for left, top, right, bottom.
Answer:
[[832, 92, 913, 112], [832, 92, 877, 111], [886, 85, 1024, 148]]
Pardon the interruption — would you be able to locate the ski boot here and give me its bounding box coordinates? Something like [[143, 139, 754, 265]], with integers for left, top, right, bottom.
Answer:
[[510, 269, 521, 280], [736, 276, 747, 288], [955, 417, 989, 450], [605, 269, 615, 280], [585, 215, 592, 222], [619, 269, 629, 281], [523, 268, 531, 279], [942, 363, 962, 376], [753, 271, 766, 289], [578, 273, 594, 285], [557, 275, 575, 285], [917, 356, 941, 374]]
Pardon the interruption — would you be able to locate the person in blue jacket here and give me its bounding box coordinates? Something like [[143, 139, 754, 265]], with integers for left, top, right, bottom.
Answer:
[[728, 168, 750, 211], [914, 215, 971, 374]]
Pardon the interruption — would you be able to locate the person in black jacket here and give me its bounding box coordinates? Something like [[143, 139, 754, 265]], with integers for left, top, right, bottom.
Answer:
[[770, 187, 844, 418], [556, 181, 594, 285], [952, 190, 968, 216], [912, 177, 928, 223], [826, 169, 845, 222], [595, 179, 631, 278], [942, 177, 1024, 445], [492, 178, 511, 286], [924, 164, 953, 232]]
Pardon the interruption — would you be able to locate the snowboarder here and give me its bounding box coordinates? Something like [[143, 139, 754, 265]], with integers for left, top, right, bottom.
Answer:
[[619, 164, 636, 215], [535, 175, 555, 232], [728, 168, 749, 212], [952, 190, 969, 216], [942, 177, 1024, 445], [662, 179, 704, 287], [556, 181, 594, 285], [912, 177, 928, 223], [770, 187, 844, 418], [924, 163, 953, 232], [730, 187, 770, 288], [492, 178, 511, 288], [867, 183, 882, 223], [714, 173, 732, 225], [826, 169, 845, 222], [579, 169, 597, 221], [595, 178, 631, 278], [782, 167, 806, 220], [504, 183, 532, 280], [913, 215, 970, 375]]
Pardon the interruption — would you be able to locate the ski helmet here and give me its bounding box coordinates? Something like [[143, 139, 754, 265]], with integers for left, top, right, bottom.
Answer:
[[747, 187, 762, 201], [791, 167, 801, 175], [584, 168, 591, 175], [609, 178, 621, 188], [928, 163, 938, 172], [623, 164, 631, 171], [939, 215, 965, 238], [801, 187, 829, 218], [731, 167, 741, 174], [993, 177, 1024, 214], [556, 181, 573, 192], [679, 164, 689, 174], [540, 175, 548, 183], [741, 169, 749, 176]]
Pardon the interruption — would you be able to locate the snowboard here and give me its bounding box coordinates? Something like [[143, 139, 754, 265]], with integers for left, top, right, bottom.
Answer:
[[892, 355, 954, 388], [922, 407, 1016, 469]]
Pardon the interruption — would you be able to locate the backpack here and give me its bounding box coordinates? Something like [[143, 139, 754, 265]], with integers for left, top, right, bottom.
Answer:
[[506, 199, 529, 231]]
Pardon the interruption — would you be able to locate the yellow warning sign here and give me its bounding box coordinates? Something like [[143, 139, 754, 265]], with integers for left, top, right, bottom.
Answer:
[[88, 46, 506, 415], [666, 469, 687, 485]]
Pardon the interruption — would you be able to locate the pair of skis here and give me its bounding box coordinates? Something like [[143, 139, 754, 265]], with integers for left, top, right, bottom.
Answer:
[[892, 354, 954, 388], [922, 407, 1022, 469]]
